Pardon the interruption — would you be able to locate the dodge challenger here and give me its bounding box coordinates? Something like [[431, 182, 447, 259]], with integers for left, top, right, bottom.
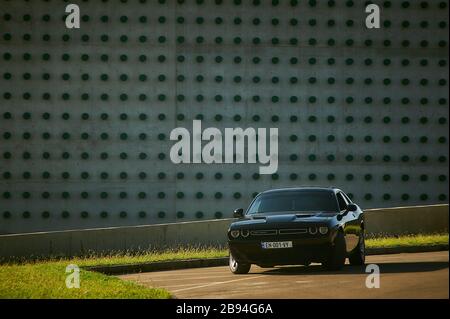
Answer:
[[228, 187, 365, 274]]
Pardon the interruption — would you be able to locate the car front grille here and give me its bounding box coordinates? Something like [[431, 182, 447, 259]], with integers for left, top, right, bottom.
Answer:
[[278, 228, 308, 235], [250, 229, 277, 236]]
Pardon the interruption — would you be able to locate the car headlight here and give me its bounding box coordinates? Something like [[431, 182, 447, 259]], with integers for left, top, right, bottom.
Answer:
[[230, 230, 240, 238], [319, 226, 329, 234], [241, 229, 250, 238], [308, 227, 318, 234]]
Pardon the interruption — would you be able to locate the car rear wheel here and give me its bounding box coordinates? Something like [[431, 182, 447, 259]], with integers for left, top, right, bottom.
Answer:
[[229, 253, 251, 274], [323, 231, 346, 270], [349, 230, 365, 266]]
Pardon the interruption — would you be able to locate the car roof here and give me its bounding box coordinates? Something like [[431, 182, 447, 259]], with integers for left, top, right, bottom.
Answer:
[[260, 187, 340, 195]]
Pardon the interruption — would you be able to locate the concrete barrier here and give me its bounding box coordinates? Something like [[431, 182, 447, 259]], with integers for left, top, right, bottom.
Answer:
[[0, 204, 448, 260], [365, 204, 449, 235]]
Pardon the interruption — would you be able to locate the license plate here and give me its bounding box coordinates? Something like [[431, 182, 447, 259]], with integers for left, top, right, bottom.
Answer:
[[261, 241, 293, 249]]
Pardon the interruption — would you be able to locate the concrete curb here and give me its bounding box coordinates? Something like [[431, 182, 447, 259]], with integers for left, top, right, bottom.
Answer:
[[85, 245, 449, 275], [85, 257, 228, 275]]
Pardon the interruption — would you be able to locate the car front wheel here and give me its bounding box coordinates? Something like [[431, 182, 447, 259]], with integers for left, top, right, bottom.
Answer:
[[323, 231, 346, 270], [349, 230, 365, 266], [229, 253, 251, 274]]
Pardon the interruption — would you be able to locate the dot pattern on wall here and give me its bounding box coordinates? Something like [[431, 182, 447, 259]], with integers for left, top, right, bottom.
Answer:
[[0, 0, 448, 233]]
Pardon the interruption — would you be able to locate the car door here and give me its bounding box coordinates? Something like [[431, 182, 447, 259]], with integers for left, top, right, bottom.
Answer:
[[342, 192, 364, 243], [336, 192, 359, 252]]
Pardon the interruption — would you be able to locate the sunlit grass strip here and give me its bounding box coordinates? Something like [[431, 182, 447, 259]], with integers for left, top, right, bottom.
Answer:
[[73, 246, 228, 267], [0, 263, 171, 299], [366, 233, 448, 249]]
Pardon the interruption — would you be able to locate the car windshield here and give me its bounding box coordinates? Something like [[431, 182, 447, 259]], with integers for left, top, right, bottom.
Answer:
[[247, 191, 339, 214]]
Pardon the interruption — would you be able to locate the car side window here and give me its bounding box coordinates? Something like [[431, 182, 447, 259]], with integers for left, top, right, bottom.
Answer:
[[342, 192, 352, 204], [336, 193, 348, 212]]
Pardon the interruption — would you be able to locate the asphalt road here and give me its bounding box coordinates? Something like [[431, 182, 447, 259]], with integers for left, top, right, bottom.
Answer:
[[119, 251, 449, 299]]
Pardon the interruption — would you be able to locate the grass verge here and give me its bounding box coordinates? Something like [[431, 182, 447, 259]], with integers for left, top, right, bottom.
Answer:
[[0, 233, 447, 298], [366, 233, 448, 249], [0, 262, 171, 299]]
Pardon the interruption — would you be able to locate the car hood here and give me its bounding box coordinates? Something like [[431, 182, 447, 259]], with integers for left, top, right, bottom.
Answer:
[[231, 212, 337, 228]]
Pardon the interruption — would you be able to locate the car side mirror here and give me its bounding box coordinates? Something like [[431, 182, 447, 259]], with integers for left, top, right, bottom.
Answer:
[[337, 204, 357, 221], [233, 208, 244, 218]]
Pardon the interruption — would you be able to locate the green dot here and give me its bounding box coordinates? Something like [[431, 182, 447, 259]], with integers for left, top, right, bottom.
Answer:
[[195, 211, 204, 219], [119, 211, 127, 218], [234, 173, 242, 180], [194, 172, 203, 180], [120, 152, 128, 159], [139, 172, 147, 180], [119, 191, 127, 198], [196, 192, 204, 199]]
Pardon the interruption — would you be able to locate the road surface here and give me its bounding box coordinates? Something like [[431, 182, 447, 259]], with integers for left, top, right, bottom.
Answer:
[[119, 251, 449, 299]]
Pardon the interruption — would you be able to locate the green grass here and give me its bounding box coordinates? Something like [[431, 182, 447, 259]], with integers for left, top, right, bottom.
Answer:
[[366, 233, 448, 249], [0, 262, 171, 299], [0, 247, 225, 299], [0, 234, 447, 299], [73, 246, 228, 267]]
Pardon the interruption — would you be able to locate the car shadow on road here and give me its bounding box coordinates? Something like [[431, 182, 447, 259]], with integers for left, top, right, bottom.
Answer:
[[259, 261, 449, 276]]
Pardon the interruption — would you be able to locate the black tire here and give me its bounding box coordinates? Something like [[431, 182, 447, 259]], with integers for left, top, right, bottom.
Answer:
[[229, 253, 251, 274], [323, 231, 346, 270], [349, 230, 366, 266]]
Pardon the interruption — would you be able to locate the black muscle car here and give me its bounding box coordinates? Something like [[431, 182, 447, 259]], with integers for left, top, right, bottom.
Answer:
[[228, 187, 365, 274]]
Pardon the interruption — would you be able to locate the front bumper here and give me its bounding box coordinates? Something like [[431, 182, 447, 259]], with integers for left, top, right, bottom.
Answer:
[[228, 237, 333, 265]]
